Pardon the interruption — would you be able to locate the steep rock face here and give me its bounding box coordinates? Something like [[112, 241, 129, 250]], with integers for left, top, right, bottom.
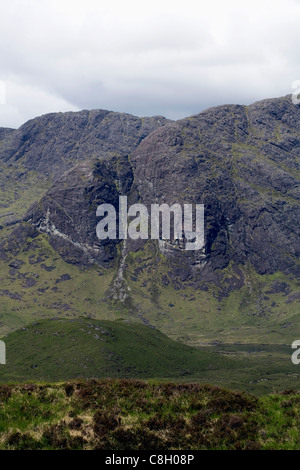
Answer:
[[0, 110, 169, 235], [24, 156, 137, 267], [0, 128, 14, 140], [131, 96, 300, 278], [0, 110, 169, 179]]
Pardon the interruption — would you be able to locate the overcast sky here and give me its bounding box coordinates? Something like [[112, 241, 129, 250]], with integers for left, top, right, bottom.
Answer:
[[0, 0, 300, 128]]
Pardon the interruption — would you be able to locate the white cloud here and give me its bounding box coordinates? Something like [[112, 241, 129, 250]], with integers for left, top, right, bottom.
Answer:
[[0, 0, 300, 127]]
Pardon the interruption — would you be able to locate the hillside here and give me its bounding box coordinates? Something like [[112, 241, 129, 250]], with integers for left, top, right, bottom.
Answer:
[[0, 318, 233, 383], [0, 318, 298, 395], [0, 379, 299, 450]]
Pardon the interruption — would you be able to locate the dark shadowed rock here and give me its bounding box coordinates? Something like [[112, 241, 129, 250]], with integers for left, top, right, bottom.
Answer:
[[0, 111, 170, 180], [131, 95, 300, 280]]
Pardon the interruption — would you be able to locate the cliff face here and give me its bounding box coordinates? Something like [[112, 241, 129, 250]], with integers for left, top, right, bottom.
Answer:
[[16, 96, 300, 278], [0, 110, 169, 232], [0, 110, 169, 178], [0, 96, 299, 342], [24, 156, 137, 267], [131, 96, 300, 279]]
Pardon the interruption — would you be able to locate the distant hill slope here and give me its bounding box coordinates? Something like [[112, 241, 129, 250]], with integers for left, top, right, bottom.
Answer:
[[0, 318, 228, 383], [0, 318, 298, 395]]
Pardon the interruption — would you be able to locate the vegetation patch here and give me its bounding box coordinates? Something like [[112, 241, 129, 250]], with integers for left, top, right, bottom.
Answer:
[[0, 379, 299, 450]]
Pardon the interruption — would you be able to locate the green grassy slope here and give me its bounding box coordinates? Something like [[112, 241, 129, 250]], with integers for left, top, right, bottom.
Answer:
[[0, 318, 299, 394], [0, 232, 117, 336], [0, 162, 51, 241], [0, 318, 230, 383], [123, 242, 300, 345]]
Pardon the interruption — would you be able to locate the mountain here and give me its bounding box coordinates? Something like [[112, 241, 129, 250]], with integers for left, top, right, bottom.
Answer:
[[0, 96, 299, 349], [0, 110, 169, 235]]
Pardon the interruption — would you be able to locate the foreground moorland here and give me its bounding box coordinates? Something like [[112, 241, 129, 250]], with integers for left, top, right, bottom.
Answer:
[[0, 379, 299, 450]]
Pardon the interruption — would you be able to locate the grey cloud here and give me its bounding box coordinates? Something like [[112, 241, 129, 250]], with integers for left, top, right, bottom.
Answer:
[[0, 0, 300, 128]]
